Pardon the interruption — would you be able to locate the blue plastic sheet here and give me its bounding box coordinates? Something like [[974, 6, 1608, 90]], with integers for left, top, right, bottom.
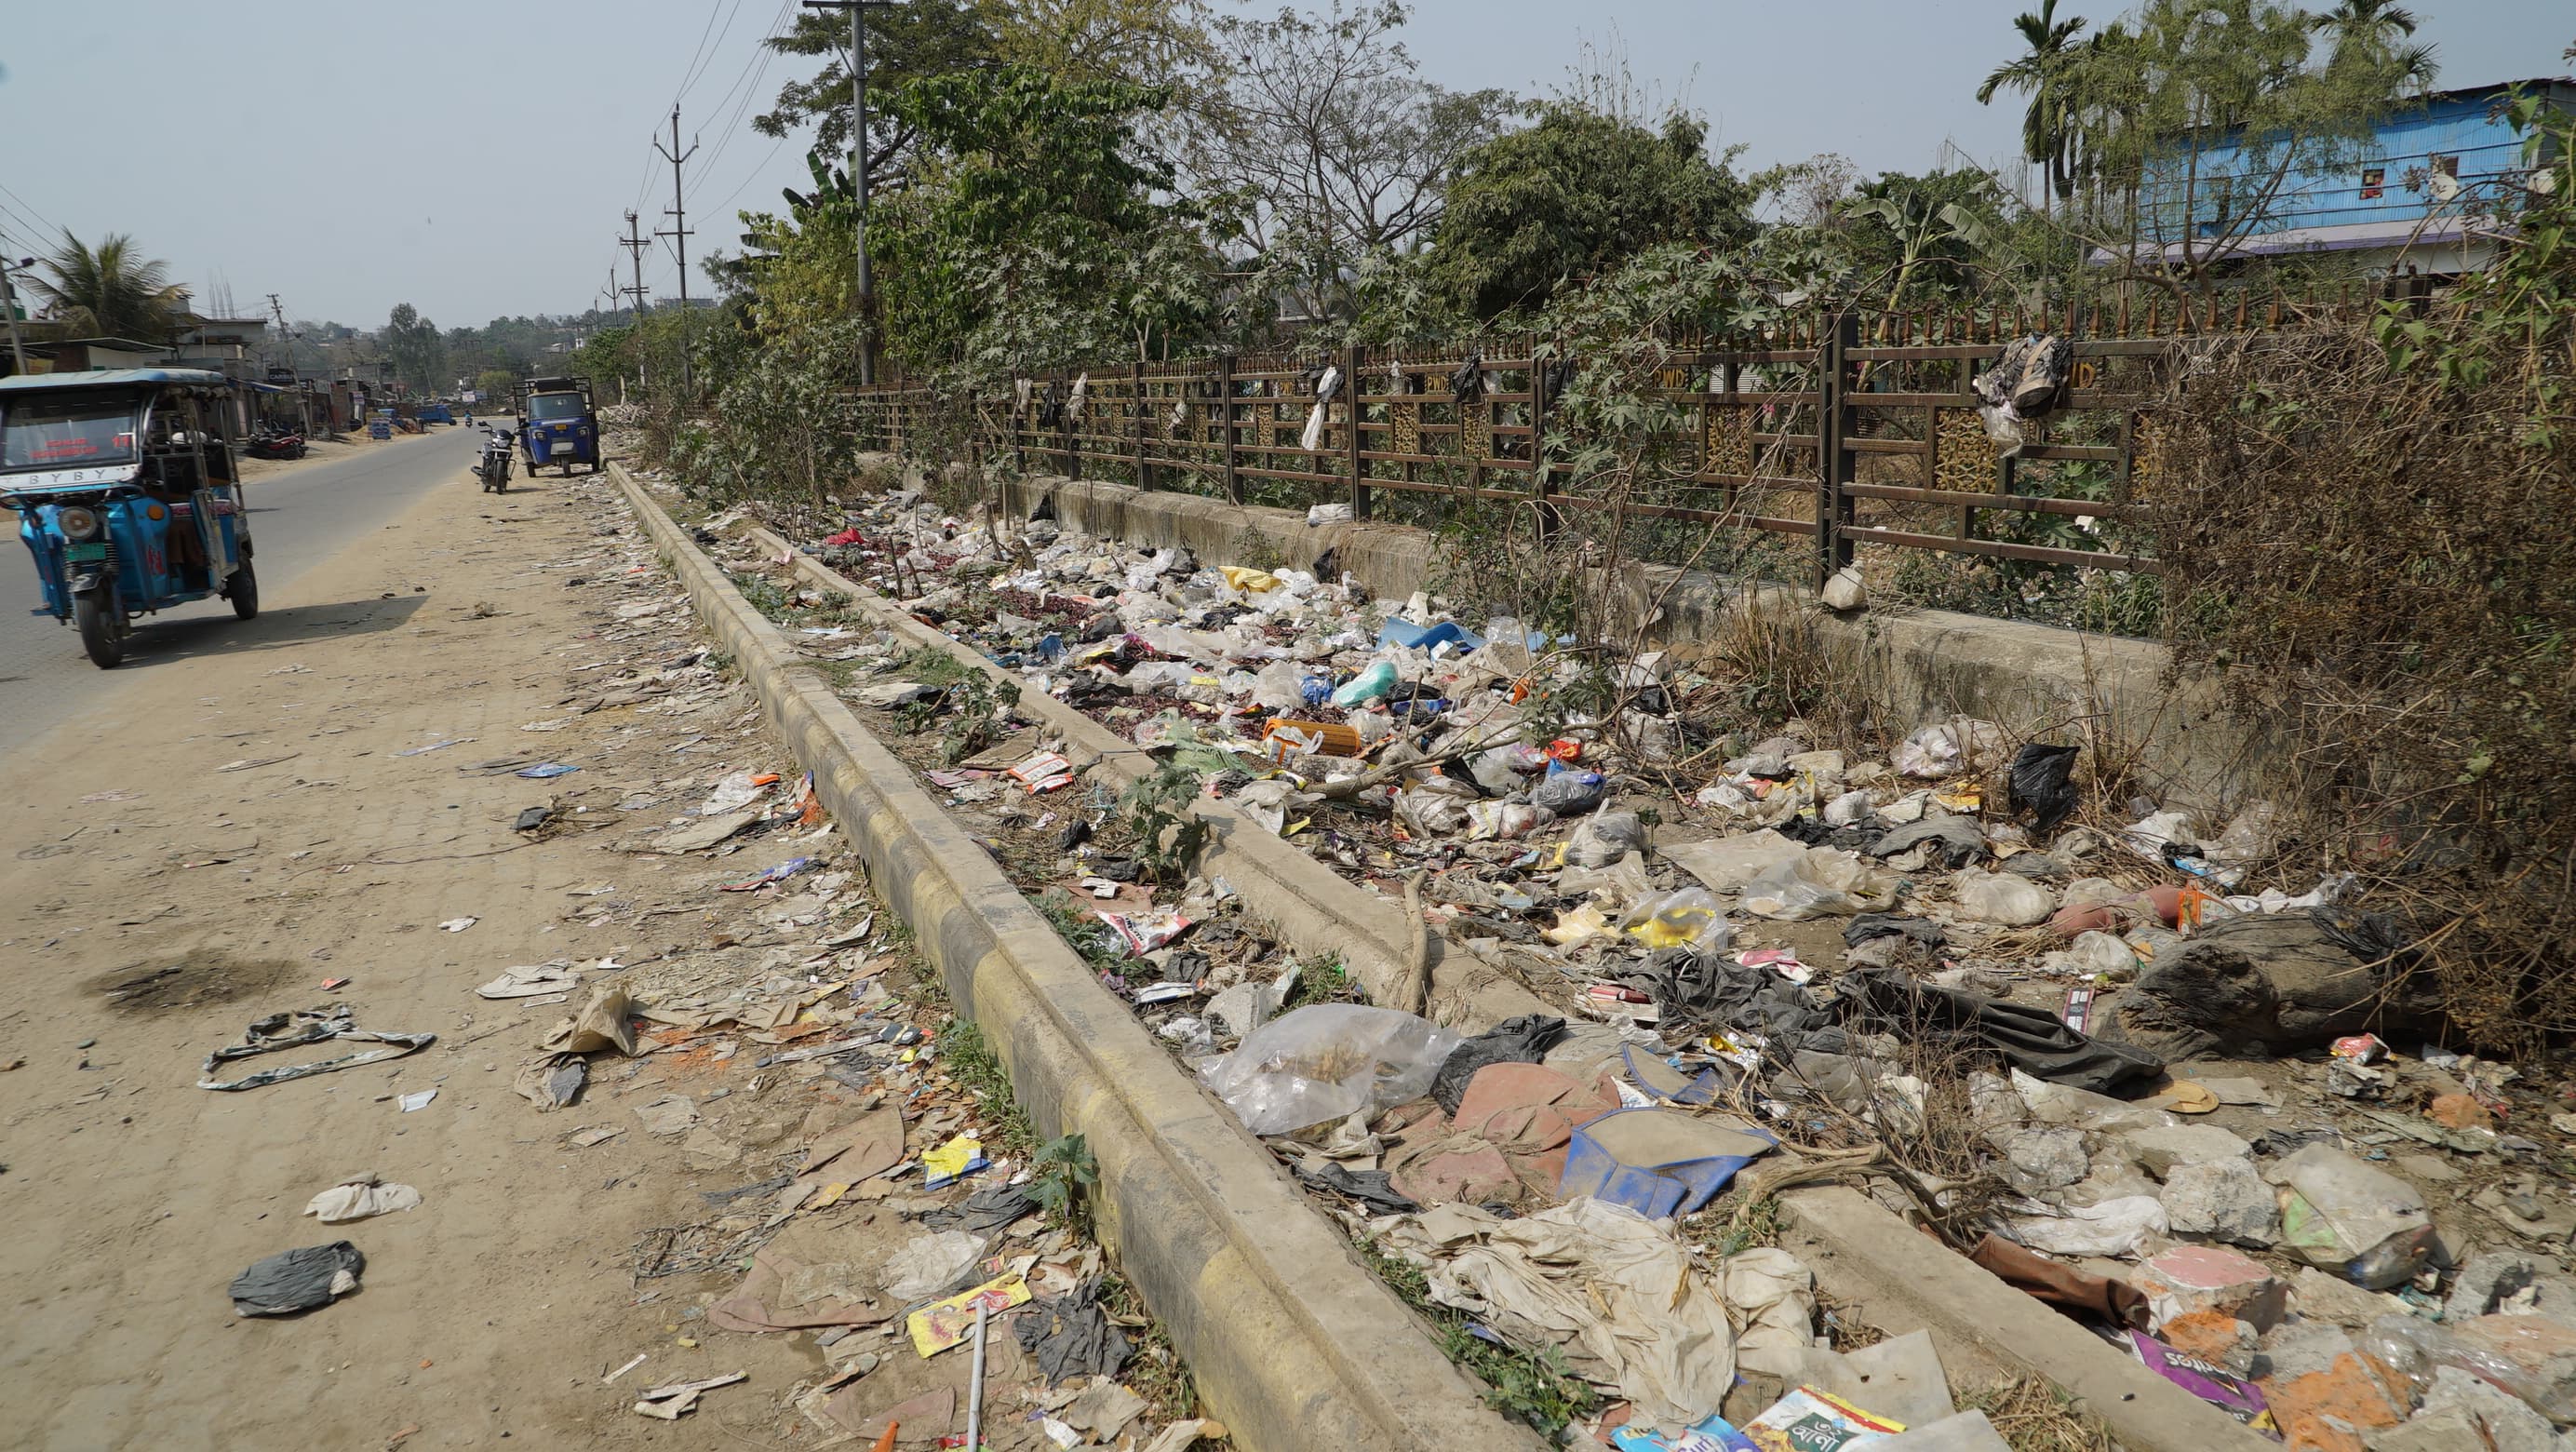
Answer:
[[1559, 1108, 1777, 1218]]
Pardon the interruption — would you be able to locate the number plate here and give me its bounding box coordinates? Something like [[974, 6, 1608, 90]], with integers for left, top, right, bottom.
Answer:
[[63, 542, 108, 562]]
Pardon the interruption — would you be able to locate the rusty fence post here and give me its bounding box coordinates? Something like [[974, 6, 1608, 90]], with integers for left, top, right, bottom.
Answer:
[[1530, 355, 1552, 549], [1346, 343, 1368, 520], [1132, 359, 1152, 491], [1818, 312, 1858, 588], [1218, 355, 1240, 505]]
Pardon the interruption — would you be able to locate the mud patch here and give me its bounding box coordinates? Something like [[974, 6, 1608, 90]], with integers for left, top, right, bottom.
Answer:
[[87, 952, 298, 1015]]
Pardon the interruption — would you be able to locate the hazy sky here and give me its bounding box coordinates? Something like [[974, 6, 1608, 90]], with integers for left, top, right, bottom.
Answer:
[[0, 1, 2565, 330]]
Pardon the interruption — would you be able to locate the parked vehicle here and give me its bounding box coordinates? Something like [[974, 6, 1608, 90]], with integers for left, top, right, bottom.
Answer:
[[476, 425, 515, 493], [513, 375, 600, 476], [1, 369, 260, 667], [245, 425, 306, 460], [415, 402, 454, 425]]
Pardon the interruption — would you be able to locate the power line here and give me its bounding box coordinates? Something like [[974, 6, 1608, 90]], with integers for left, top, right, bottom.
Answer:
[[671, 0, 737, 110], [0, 182, 59, 241], [683, 0, 798, 208]]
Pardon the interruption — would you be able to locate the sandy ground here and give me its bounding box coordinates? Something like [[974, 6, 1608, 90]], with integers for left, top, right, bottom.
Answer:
[[0, 461, 1076, 1450]]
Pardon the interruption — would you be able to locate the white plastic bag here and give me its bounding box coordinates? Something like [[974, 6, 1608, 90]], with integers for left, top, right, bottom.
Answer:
[[1737, 849, 1897, 920], [1198, 1004, 1461, 1136], [1951, 868, 2058, 926], [2000, 1194, 2166, 1257], [1896, 719, 2003, 779]]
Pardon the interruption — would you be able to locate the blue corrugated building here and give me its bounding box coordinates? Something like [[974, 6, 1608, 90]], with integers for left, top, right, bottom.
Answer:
[[2109, 76, 2572, 275]]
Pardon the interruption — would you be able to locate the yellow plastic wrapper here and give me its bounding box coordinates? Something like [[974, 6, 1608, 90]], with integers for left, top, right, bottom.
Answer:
[[1219, 565, 1282, 593]]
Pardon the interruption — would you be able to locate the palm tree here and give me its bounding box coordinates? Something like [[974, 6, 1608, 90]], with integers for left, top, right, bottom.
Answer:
[[1978, 0, 2089, 213], [2308, 0, 2438, 91], [26, 232, 184, 341]]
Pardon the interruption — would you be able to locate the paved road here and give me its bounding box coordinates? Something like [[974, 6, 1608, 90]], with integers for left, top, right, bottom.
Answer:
[[0, 426, 482, 754]]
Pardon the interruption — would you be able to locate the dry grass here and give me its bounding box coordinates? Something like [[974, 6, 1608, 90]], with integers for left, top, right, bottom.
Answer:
[[2149, 319, 2576, 1051], [1958, 1374, 2118, 1452]]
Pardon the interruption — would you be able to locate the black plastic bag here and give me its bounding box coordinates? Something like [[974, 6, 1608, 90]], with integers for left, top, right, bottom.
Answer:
[[229, 1242, 365, 1317], [1014, 1276, 1134, 1386], [2008, 743, 2083, 837], [1429, 1014, 1568, 1113], [1839, 963, 2162, 1094]]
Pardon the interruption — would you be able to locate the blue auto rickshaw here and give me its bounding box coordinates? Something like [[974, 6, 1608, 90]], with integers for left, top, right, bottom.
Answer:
[[1, 369, 259, 667], [515, 374, 600, 476]]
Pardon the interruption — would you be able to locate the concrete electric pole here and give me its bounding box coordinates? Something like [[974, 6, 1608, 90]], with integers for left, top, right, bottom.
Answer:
[[653, 105, 700, 392], [800, 0, 894, 385]]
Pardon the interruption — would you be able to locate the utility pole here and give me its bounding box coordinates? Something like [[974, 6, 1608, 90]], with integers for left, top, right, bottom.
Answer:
[[653, 105, 699, 392], [619, 210, 654, 324], [802, 0, 892, 385], [267, 291, 310, 437], [0, 257, 31, 375], [619, 210, 655, 389]]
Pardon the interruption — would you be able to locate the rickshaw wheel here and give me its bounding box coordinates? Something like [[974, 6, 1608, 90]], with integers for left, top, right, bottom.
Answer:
[[74, 592, 126, 668], [229, 559, 261, 620]]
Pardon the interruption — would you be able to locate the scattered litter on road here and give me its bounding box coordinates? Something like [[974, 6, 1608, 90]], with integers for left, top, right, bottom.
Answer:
[[516, 762, 579, 779], [196, 1007, 436, 1091], [397, 1089, 436, 1112], [631, 1370, 745, 1420], [436, 916, 477, 933]]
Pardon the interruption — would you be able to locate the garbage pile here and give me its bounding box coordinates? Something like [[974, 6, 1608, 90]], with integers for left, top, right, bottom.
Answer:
[[718, 486, 2576, 1447]]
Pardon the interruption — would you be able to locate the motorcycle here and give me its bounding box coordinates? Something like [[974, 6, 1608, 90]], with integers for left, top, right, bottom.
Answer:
[[245, 425, 306, 461], [476, 425, 515, 493]]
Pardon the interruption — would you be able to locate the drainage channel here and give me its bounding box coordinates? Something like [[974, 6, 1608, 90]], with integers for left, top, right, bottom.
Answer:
[[615, 461, 2271, 1452]]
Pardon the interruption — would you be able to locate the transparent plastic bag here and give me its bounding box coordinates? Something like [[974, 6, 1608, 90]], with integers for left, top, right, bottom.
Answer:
[[1737, 849, 1897, 921], [1197, 1004, 1461, 1136], [1558, 851, 1651, 909], [2357, 1314, 2573, 1424], [1621, 886, 1731, 950], [1563, 811, 1644, 868]]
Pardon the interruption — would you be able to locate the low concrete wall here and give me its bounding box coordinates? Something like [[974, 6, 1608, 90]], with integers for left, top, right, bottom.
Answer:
[[957, 465, 2254, 808]]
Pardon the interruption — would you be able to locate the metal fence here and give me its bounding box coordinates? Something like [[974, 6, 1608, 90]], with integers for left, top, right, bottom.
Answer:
[[842, 289, 2395, 591]]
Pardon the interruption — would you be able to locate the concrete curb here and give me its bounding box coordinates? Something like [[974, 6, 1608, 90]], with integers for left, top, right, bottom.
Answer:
[[610, 465, 1542, 1452], [743, 490, 2271, 1452]]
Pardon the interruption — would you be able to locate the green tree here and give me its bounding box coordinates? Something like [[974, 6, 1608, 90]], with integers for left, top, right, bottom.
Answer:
[[27, 232, 184, 341], [2308, 0, 2437, 90], [753, 0, 998, 182], [473, 368, 517, 404], [1188, 2, 1511, 323], [2065, 0, 2410, 307], [876, 63, 1216, 383], [1429, 103, 1754, 321], [382, 303, 447, 394], [1976, 1, 2089, 213]]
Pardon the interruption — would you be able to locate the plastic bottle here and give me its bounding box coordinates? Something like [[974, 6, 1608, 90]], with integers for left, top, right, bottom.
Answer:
[[1331, 660, 1398, 706]]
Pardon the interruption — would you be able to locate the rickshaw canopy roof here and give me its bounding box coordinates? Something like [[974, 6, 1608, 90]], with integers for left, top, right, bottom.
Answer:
[[0, 368, 235, 395]]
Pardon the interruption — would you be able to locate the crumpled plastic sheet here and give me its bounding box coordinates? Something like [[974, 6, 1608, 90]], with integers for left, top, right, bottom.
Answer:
[[1718, 1246, 1819, 1378], [1374, 1197, 1739, 1432], [229, 1241, 364, 1316], [1604, 948, 1842, 1050], [919, 1184, 1039, 1234], [1014, 1276, 1135, 1387], [1295, 1162, 1419, 1214], [1997, 1194, 2168, 1258]]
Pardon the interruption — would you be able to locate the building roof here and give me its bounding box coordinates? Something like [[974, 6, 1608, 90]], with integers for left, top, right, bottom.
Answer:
[[0, 367, 235, 393]]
